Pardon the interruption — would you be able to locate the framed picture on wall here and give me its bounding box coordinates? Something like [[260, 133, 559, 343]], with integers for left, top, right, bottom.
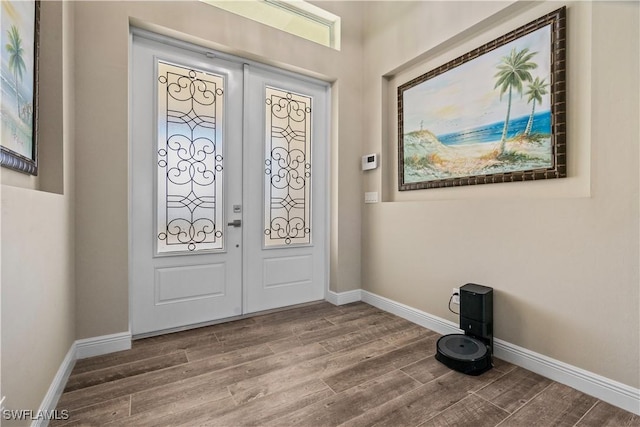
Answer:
[[0, 0, 40, 175], [398, 7, 566, 190]]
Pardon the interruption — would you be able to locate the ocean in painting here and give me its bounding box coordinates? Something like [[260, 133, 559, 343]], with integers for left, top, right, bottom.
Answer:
[[437, 112, 551, 146]]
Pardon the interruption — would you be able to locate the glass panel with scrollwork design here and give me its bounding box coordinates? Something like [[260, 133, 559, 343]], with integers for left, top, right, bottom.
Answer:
[[264, 87, 312, 247], [156, 61, 224, 253]]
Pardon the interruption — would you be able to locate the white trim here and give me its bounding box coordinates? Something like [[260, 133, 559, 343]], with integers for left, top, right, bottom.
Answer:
[[326, 289, 362, 306], [325, 290, 337, 305], [352, 289, 639, 415], [75, 331, 132, 360], [323, 83, 332, 318], [32, 344, 76, 427], [127, 29, 135, 341]]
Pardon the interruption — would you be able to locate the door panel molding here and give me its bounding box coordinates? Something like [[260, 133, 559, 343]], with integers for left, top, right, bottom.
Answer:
[[154, 264, 227, 304]]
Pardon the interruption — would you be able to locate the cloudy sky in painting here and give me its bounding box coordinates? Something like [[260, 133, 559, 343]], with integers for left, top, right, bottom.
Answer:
[[403, 26, 551, 136]]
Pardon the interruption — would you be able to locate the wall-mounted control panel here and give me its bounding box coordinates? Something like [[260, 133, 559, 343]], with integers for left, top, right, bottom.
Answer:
[[364, 192, 379, 204], [362, 153, 378, 171]]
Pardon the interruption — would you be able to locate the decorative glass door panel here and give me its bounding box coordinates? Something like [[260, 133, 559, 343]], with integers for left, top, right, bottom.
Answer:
[[156, 61, 225, 253], [264, 87, 312, 247]]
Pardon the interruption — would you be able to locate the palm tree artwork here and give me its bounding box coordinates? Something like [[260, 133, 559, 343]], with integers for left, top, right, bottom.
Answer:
[[6, 24, 27, 116], [493, 47, 538, 156], [524, 77, 548, 136]]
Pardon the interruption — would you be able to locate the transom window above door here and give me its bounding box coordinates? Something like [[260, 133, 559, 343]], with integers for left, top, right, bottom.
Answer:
[[199, 0, 341, 50]]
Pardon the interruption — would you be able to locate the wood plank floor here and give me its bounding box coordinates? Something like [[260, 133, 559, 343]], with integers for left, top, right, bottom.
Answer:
[[54, 302, 639, 426]]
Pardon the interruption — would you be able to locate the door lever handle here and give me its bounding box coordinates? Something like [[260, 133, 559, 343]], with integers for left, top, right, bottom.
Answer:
[[227, 219, 242, 227]]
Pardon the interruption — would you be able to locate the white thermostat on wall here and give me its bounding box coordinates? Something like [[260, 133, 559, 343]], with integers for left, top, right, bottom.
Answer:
[[362, 153, 378, 171]]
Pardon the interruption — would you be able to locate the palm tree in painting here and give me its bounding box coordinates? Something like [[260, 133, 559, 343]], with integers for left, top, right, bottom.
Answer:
[[494, 47, 538, 155], [6, 25, 27, 114], [524, 77, 548, 137]]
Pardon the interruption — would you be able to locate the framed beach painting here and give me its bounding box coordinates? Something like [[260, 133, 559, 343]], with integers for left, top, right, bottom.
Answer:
[[398, 7, 566, 190], [0, 0, 40, 175]]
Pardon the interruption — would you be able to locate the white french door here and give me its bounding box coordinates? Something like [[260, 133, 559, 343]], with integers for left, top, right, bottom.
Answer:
[[130, 33, 328, 336], [243, 66, 328, 313]]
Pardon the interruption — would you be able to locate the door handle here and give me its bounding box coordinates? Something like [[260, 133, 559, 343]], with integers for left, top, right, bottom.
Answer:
[[227, 219, 242, 227]]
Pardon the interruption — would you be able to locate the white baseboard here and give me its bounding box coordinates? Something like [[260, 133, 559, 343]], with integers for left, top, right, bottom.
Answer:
[[32, 344, 76, 427], [326, 289, 362, 306], [75, 331, 132, 359], [35, 331, 132, 426], [344, 289, 640, 416]]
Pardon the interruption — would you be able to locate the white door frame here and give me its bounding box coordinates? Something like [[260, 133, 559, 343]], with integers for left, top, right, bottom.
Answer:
[[128, 28, 332, 337]]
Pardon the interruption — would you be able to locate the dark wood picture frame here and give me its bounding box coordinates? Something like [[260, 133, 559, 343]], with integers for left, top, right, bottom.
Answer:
[[398, 7, 566, 191], [0, 0, 40, 175]]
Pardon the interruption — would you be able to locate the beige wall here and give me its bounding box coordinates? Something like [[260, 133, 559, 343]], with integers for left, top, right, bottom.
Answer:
[[362, 1, 639, 388], [0, 0, 75, 416], [2, 0, 637, 415], [73, 1, 364, 339]]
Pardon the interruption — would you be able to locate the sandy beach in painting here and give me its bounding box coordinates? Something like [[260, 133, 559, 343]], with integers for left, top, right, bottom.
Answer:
[[403, 127, 552, 183]]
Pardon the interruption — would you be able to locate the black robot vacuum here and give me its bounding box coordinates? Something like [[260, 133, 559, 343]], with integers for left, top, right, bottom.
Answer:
[[436, 283, 493, 375]]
